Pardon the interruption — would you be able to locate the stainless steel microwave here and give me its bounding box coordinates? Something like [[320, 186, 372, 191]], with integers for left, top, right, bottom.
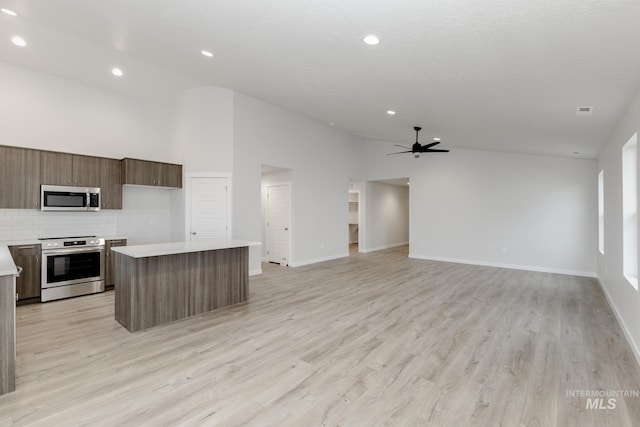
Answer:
[[41, 185, 101, 211]]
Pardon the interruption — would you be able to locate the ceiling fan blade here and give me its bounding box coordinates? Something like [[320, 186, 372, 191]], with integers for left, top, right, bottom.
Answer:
[[423, 149, 449, 153], [394, 144, 410, 149], [387, 151, 413, 155], [421, 141, 441, 150]]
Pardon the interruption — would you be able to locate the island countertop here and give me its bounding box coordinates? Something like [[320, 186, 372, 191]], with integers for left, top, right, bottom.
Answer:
[[111, 239, 260, 259], [0, 246, 18, 277]]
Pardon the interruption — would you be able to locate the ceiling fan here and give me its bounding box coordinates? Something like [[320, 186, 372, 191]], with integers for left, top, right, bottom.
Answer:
[[388, 126, 449, 158]]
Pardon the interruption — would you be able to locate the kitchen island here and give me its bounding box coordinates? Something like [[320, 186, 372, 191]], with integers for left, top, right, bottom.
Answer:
[[112, 239, 259, 332], [0, 245, 17, 395]]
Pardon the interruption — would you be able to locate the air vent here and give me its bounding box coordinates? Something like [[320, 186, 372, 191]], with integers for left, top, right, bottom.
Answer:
[[576, 106, 593, 116]]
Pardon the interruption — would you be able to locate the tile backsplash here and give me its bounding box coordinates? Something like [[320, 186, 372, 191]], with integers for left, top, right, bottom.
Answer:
[[0, 209, 118, 241]]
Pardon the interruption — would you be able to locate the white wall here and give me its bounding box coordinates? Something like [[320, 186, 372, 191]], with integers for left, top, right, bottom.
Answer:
[[0, 61, 175, 161], [363, 181, 409, 252], [361, 141, 597, 276], [597, 89, 640, 364], [0, 62, 177, 244], [172, 86, 234, 174], [169, 86, 235, 241], [233, 93, 362, 270], [118, 186, 173, 245]]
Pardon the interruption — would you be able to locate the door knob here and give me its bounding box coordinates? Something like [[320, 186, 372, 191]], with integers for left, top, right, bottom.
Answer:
[[190, 231, 197, 235], [285, 228, 289, 231]]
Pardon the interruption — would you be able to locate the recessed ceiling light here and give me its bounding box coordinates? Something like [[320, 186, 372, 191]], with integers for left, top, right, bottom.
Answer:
[[363, 34, 380, 45], [386, 110, 396, 116], [576, 106, 593, 116], [11, 36, 26, 47], [111, 68, 124, 77], [433, 137, 441, 142], [1, 8, 17, 16], [201, 50, 213, 58]]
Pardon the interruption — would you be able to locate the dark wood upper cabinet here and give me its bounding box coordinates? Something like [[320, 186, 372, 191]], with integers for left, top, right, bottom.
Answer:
[[100, 158, 122, 209], [121, 158, 182, 188], [39, 152, 122, 209], [8, 244, 41, 302], [40, 151, 73, 186], [2, 145, 181, 210], [0, 146, 41, 209], [41, 152, 103, 187], [71, 155, 101, 187]]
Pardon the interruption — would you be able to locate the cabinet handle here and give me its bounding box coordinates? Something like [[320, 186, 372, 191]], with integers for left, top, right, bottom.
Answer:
[[17, 245, 36, 249]]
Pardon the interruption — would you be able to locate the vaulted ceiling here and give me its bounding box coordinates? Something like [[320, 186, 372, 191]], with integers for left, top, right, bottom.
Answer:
[[2, 0, 640, 159]]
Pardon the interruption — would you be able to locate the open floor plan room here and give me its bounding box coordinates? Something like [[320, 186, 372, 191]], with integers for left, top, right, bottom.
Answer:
[[1, 247, 639, 426]]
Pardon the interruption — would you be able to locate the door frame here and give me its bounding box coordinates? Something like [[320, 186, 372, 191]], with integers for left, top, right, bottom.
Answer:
[[349, 189, 364, 252], [264, 181, 292, 265], [184, 173, 232, 241]]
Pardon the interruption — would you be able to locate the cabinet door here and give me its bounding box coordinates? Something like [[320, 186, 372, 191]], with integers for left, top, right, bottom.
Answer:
[[41, 151, 73, 186], [99, 158, 122, 209], [8, 245, 41, 301], [121, 158, 159, 186], [0, 146, 41, 208], [105, 239, 127, 288], [72, 155, 101, 187], [159, 163, 183, 188], [122, 159, 183, 188]]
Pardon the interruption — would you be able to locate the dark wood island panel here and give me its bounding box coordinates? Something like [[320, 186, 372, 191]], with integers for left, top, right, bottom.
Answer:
[[0, 275, 16, 395], [114, 246, 248, 332]]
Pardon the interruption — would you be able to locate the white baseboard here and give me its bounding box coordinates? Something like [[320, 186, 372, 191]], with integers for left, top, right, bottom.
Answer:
[[361, 242, 409, 254], [289, 252, 349, 267], [596, 277, 640, 367], [408, 253, 597, 278], [249, 268, 262, 276]]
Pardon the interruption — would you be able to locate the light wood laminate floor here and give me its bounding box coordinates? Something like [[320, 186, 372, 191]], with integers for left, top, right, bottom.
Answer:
[[1, 246, 639, 426]]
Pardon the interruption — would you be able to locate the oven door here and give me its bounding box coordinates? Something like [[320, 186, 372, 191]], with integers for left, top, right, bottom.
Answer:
[[42, 247, 105, 289]]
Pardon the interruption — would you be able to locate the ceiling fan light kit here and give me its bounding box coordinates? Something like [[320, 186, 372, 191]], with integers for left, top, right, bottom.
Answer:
[[387, 126, 450, 157]]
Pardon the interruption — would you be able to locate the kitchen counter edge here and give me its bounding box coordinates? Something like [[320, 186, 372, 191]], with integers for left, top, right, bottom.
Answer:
[[111, 239, 261, 259], [0, 246, 18, 277]]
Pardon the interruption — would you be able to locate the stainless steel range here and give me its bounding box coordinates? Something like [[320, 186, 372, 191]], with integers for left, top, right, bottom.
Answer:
[[39, 236, 105, 302]]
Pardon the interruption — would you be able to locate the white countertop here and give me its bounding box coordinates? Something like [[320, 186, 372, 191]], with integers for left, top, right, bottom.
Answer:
[[111, 239, 261, 258], [0, 239, 41, 246], [0, 245, 18, 277]]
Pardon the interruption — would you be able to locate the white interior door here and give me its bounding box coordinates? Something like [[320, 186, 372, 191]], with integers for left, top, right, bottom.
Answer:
[[189, 177, 229, 240], [266, 183, 291, 264]]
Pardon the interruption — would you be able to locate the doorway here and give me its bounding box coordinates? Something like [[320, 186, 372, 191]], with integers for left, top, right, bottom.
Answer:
[[348, 190, 360, 253], [262, 165, 292, 265]]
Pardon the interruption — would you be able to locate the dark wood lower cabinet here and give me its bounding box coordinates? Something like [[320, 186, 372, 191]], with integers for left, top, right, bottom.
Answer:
[[8, 245, 41, 304], [105, 239, 127, 290]]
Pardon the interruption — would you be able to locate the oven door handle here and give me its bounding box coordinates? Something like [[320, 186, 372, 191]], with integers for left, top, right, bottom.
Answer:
[[42, 246, 105, 256]]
